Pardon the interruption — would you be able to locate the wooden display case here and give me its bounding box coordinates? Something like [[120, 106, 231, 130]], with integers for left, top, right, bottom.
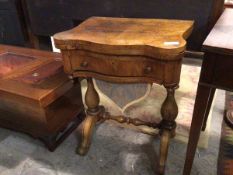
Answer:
[[0, 45, 84, 151]]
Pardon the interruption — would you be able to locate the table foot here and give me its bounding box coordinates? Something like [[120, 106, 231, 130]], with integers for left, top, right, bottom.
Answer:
[[159, 129, 171, 175], [76, 114, 98, 155]]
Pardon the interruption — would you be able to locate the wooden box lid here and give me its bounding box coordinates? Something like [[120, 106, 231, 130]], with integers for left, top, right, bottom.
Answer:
[[54, 17, 194, 60], [0, 45, 73, 107]]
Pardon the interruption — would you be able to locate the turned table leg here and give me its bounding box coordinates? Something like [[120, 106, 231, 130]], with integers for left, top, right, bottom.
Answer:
[[77, 78, 101, 155], [159, 86, 178, 175]]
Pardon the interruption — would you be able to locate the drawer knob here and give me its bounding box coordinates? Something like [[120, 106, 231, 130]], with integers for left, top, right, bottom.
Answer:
[[144, 66, 152, 73], [81, 61, 88, 68]]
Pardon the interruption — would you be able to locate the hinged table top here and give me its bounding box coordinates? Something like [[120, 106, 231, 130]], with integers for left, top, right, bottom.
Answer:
[[54, 17, 194, 59]]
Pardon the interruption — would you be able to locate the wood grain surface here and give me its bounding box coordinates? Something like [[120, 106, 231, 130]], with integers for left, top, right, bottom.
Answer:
[[203, 8, 233, 55], [54, 17, 193, 59]]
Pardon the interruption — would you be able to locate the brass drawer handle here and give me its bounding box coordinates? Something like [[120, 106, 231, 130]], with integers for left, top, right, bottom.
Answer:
[[81, 61, 88, 68], [144, 66, 152, 73]]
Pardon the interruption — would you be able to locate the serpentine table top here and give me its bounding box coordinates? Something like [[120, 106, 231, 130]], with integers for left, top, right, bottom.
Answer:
[[54, 17, 193, 175], [54, 17, 193, 60]]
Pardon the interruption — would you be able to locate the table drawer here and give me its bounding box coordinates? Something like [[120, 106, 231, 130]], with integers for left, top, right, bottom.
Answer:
[[69, 50, 164, 80]]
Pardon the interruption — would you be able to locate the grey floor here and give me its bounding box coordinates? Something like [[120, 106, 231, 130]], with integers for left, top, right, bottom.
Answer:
[[0, 90, 225, 175]]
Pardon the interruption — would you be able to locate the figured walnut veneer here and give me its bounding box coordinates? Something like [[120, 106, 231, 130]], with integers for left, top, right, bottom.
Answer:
[[54, 17, 193, 175], [54, 17, 193, 86], [54, 17, 193, 58]]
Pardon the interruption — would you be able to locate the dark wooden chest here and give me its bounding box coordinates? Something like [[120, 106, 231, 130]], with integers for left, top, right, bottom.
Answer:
[[0, 45, 84, 151]]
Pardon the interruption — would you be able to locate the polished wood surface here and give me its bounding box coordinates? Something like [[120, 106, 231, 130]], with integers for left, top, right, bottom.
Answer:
[[64, 50, 182, 85], [55, 17, 193, 174], [0, 45, 69, 107], [207, 0, 225, 31], [0, 45, 84, 151], [203, 9, 233, 55], [54, 17, 193, 86], [54, 17, 193, 58], [183, 8, 233, 175]]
